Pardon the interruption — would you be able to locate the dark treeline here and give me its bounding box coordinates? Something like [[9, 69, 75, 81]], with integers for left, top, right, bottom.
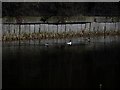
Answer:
[[2, 2, 120, 17]]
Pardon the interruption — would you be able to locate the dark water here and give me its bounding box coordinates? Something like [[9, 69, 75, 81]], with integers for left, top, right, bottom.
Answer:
[[2, 36, 120, 89]]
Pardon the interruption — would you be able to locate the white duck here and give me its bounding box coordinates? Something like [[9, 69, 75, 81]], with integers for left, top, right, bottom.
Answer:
[[67, 40, 72, 45]]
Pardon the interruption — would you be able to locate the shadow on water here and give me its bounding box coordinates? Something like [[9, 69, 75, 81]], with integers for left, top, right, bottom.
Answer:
[[2, 36, 120, 89]]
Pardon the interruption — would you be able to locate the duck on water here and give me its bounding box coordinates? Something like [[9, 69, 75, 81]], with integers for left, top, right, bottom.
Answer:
[[44, 40, 72, 47], [44, 39, 89, 47], [66, 40, 72, 45]]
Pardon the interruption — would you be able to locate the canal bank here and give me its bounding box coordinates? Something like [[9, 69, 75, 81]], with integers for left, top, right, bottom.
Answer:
[[2, 17, 120, 41]]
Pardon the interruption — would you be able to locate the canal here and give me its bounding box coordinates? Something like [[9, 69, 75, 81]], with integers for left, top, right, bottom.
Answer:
[[2, 36, 120, 89]]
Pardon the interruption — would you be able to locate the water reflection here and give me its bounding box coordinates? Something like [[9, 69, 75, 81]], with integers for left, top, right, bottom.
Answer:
[[2, 36, 120, 89], [2, 36, 120, 47]]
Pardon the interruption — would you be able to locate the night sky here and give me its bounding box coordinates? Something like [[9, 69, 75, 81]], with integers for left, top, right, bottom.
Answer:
[[2, 2, 120, 17]]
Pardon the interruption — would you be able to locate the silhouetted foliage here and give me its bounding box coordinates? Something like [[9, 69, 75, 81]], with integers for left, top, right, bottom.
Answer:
[[2, 2, 120, 17]]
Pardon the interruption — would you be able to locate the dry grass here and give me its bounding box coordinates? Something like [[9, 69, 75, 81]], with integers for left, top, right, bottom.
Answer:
[[2, 30, 120, 41]]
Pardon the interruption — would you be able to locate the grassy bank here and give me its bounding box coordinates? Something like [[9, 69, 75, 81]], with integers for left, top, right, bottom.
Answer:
[[2, 31, 120, 41]]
